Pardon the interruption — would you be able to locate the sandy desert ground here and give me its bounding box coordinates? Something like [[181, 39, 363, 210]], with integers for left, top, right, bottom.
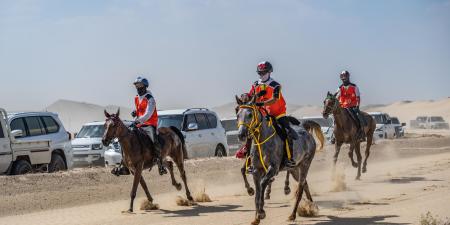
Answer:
[[1, 134, 450, 225]]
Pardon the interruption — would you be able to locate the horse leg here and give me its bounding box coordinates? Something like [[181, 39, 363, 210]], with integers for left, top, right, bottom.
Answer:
[[362, 135, 373, 173], [251, 171, 263, 225], [288, 167, 308, 221], [126, 167, 142, 213], [284, 171, 291, 195], [304, 180, 313, 202], [333, 142, 343, 177], [174, 159, 193, 201], [140, 176, 154, 203], [167, 161, 182, 191], [349, 143, 358, 168], [259, 166, 276, 220], [355, 143, 362, 180], [265, 179, 272, 200], [241, 164, 254, 196]]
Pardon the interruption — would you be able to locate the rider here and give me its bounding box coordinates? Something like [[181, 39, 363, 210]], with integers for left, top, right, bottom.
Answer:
[[131, 76, 167, 175], [247, 61, 297, 168], [336, 70, 366, 140]]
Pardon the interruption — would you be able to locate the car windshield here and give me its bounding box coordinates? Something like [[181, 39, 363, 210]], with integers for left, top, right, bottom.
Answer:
[[430, 117, 444, 122], [76, 125, 104, 138], [302, 118, 332, 127], [221, 119, 237, 132], [391, 118, 400, 124], [372, 115, 385, 124], [417, 117, 427, 122], [158, 115, 183, 130]]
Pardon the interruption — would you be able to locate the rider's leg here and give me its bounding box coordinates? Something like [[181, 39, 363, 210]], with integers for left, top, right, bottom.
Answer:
[[277, 117, 297, 168], [144, 126, 167, 175], [278, 116, 298, 140], [350, 107, 365, 140]]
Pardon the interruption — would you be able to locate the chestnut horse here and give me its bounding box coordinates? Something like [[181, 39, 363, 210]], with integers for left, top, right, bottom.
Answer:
[[102, 109, 193, 212], [322, 92, 376, 179]]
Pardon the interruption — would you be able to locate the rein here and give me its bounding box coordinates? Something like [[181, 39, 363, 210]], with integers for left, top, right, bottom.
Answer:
[[238, 105, 276, 173]]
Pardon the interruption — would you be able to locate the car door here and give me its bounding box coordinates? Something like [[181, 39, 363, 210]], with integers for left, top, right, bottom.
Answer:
[[183, 114, 203, 158], [194, 113, 213, 157], [0, 109, 12, 173], [14, 116, 51, 164]]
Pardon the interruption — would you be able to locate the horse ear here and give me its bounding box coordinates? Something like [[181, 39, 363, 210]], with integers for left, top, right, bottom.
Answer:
[[333, 92, 338, 97], [116, 108, 120, 117], [235, 95, 243, 105], [104, 110, 110, 118]]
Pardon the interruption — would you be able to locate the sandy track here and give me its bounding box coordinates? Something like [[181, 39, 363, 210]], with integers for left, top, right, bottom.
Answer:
[[1, 135, 450, 225]]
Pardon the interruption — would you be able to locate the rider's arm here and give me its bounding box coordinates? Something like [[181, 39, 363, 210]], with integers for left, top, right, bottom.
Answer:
[[247, 85, 255, 98], [335, 87, 341, 99], [136, 95, 156, 124], [259, 85, 280, 106], [355, 85, 361, 106]]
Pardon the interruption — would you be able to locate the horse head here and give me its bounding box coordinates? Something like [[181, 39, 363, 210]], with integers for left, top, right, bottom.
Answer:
[[322, 91, 338, 118], [102, 108, 124, 146], [235, 97, 262, 142]]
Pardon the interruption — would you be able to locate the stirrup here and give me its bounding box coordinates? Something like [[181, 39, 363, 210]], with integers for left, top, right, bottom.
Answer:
[[285, 159, 296, 168], [246, 166, 255, 174]]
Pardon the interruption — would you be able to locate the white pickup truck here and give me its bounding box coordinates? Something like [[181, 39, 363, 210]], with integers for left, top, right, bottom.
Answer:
[[0, 108, 58, 175]]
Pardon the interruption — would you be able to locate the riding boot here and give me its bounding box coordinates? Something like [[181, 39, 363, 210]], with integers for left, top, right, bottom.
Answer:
[[153, 137, 167, 175], [111, 161, 130, 176]]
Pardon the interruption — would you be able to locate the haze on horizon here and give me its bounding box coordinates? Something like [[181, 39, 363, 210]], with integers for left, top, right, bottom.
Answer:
[[1, 0, 449, 111]]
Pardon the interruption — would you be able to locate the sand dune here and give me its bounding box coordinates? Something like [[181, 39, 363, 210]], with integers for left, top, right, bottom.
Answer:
[[212, 98, 450, 126], [44, 99, 133, 133]]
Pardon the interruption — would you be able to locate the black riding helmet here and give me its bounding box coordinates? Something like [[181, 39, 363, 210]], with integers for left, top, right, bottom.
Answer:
[[257, 61, 273, 75]]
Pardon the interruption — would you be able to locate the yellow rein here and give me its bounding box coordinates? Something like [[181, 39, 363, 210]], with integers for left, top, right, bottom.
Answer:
[[237, 105, 277, 173]]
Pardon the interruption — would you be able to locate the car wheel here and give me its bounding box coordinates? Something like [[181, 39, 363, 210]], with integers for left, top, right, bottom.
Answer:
[[12, 160, 32, 175], [215, 145, 226, 157], [48, 154, 66, 172], [384, 133, 388, 139]]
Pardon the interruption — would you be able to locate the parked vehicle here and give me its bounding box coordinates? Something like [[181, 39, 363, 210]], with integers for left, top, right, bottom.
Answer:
[[410, 116, 449, 129], [390, 117, 406, 138], [369, 112, 396, 139], [104, 139, 122, 166], [301, 116, 334, 143], [72, 121, 131, 166], [159, 108, 229, 158], [221, 118, 240, 155], [0, 108, 73, 175]]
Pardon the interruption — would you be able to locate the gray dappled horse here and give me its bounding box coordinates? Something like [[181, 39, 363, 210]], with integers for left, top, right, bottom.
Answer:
[[322, 92, 376, 180], [236, 101, 324, 224]]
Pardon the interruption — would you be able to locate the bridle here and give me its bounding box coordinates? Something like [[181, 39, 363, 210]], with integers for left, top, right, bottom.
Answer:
[[237, 105, 276, 173], [323, 96, 339, 116], [105, 116, 128, 144]]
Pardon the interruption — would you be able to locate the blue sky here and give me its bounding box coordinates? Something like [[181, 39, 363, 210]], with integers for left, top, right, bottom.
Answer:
[[1, 0, 449, 111]]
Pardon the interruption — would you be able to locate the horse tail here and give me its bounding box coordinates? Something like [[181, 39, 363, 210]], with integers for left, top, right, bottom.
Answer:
[[302, 120, 325, 151], [170, 126, 188, 160]]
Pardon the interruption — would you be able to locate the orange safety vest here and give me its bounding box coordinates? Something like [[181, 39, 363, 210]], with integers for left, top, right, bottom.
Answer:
[[134, 94, 158, 127], [338, 83, 359, 108], [249, 79, 287, 118]]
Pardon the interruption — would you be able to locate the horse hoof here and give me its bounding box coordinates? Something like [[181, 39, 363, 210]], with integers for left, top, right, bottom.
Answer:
[[284, 187, 291, 195], [265, 195, 271, 200], [247, 188, 255, 196], [121, 209, 134, 214], [187, 196, 194, 201], [352, 162, 358, 168], [175, 183, 182, 191], [362, 167, 367, 173], [251, 218, 260, 225], [258, 210, 266, 220], [288, 214, 296, 221], [355, 176, 361, 180]]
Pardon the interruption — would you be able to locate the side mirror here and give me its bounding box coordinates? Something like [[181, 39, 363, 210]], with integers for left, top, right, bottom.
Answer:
[[401, 123, 406, 126], [74, 133, 78, 138], [11, 129, 23, 138], [187, 123, 199, 131]]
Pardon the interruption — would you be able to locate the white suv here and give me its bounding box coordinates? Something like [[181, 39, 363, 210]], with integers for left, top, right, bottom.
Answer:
[[159, 108, 229, 158], [369, 112, 396, 139], [6, 111, 73, 171]]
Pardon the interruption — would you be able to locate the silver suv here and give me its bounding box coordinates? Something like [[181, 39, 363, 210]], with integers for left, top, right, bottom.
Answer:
[[6, 111, 73, 172], [159, 108, 229, 158]]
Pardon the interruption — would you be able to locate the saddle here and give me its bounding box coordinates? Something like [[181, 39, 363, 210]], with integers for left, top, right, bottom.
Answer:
[[131, 127, 165, 150], [266, 115, 300, 159]]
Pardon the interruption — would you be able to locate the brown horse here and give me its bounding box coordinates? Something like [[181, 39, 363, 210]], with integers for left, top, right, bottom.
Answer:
[[322, 92, 376, 180], [102, 109, 193, 213]]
